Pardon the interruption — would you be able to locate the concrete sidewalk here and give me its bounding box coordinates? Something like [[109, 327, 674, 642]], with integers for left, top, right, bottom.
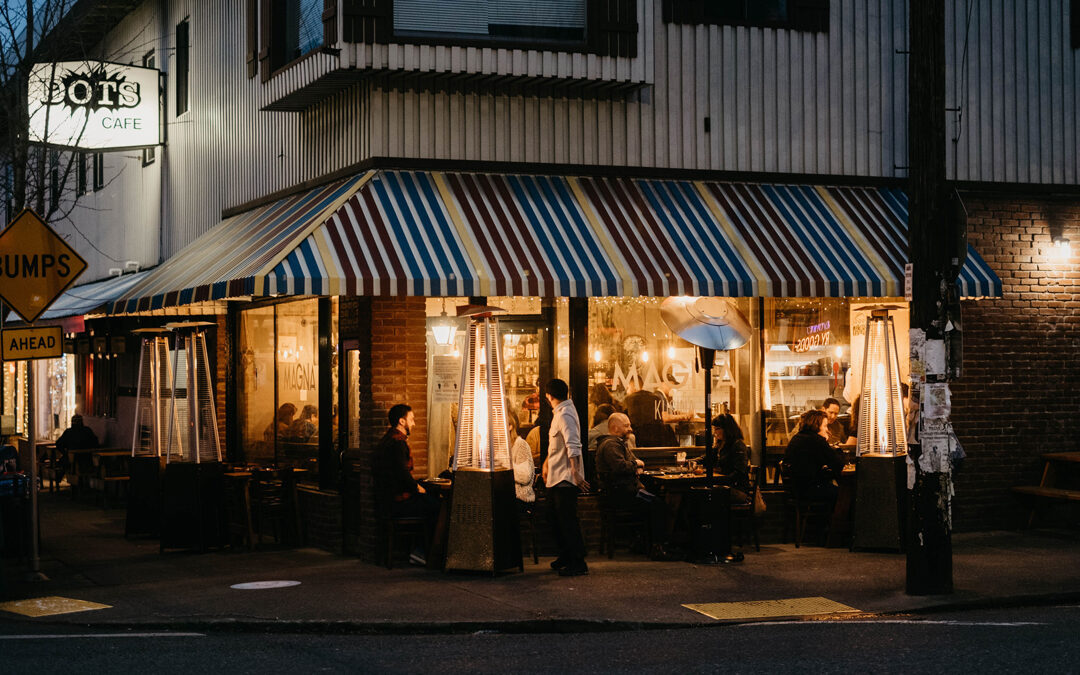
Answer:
[[2, 493, 1079, 632]]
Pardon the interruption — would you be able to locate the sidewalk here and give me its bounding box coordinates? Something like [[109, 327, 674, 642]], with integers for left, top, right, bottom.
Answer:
[[2, 492, 1079, 632]]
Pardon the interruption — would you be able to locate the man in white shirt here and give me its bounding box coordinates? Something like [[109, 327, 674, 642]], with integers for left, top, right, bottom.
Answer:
[[542, 378, 589, 576]]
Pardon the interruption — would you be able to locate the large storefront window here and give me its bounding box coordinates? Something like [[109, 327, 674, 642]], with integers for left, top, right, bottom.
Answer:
[[587, 297, 757, 449], [425, 297, 563, 478], [762, 298, 909, 457], [238, 298, 336, 479]]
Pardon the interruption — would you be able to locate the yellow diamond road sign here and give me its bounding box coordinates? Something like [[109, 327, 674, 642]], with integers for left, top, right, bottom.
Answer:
[[0, 209, 87, 323]]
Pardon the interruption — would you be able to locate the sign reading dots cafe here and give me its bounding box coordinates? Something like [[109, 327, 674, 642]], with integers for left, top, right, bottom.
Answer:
[[27, 61, 161, 150]]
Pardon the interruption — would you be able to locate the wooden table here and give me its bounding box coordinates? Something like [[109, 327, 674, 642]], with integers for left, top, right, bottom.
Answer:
[[421, 477, 453, 570], [93, 449, 132, 507], [1012, 452, 1080, 527]]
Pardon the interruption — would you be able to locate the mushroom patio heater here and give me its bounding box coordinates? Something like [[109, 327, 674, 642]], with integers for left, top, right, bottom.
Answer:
[[444, 304, 523, 573], [853, 306, 908, 551], [661, 296, 751, 565]]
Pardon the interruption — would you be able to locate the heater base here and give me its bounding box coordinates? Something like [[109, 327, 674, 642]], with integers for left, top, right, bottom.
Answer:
[[445, 468, 522, 573], [852, 454, 907, 552]]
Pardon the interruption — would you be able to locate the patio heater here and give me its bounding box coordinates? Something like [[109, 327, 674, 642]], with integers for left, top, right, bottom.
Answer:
[[126, 327, 173, 537], [661, 296, 751, 564], [159, 321, 225, 552], [444, 304, 522, 573], [853, 306, 908, 551]]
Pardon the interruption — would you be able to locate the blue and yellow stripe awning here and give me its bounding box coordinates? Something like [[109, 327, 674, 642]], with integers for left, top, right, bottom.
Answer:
[[111, 171, 1002, 312]]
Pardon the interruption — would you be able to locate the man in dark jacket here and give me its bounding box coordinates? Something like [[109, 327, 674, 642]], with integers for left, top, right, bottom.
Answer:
[[596, 413, 674, 560], [371, 404, 437, 564], [55, 414, 98, 481]]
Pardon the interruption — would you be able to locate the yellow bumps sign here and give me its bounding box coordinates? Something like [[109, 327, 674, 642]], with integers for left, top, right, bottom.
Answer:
[[0, 210, 87, 323]]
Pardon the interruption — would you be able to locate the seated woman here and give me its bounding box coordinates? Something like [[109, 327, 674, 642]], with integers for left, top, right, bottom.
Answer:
[[508, 415, 535, 505], [710, 413, 751, 504], [784, 410, 844, 504], [287, 405, 319, 442]]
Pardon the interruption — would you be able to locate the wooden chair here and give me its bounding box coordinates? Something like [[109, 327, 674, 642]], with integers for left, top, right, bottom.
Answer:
[[374, 493, 429, 569], [729, 466, 760, 552], [598, 490, 651, 559], [250, 468, 300, 546], [779, 460, 833, 548], [519, 499, 540, 565]]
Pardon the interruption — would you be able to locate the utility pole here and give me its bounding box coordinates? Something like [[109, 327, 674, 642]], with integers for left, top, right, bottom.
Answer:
[[906, 0, 960, 595]]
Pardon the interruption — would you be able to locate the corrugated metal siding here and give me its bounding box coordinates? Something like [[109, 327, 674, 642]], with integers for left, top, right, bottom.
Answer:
[[946, 0, 1080, 184], [361, 0, 908, 176]]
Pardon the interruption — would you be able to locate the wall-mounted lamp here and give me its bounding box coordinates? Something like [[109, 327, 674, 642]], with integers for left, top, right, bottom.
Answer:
[[432, 298, 458, 346], [1053, 235, 1070, 250]]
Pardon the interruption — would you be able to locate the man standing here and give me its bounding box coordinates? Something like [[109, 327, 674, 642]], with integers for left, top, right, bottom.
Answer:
[[372, 404, 436, 565], [542, 378, 589, 576]]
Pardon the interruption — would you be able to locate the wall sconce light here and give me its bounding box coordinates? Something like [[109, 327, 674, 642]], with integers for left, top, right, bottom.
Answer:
[[1053, 235, 1070, 252], [432, 298, 458, 346]]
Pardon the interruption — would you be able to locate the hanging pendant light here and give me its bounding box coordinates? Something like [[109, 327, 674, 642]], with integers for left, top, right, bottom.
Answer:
[[432, 298, 458, 346]]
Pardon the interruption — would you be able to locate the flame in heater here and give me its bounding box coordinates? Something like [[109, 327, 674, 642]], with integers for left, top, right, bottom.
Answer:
[[874, 362, 888, 452], [475, 345, 489, 468]]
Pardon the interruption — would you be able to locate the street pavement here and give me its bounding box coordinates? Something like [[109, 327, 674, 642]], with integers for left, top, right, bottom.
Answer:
[[2, 492, 1079, 632]]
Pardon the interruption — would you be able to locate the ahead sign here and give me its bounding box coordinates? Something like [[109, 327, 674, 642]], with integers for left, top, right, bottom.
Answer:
[[0, 210, 87, 323], [2, 326, 63, 360]]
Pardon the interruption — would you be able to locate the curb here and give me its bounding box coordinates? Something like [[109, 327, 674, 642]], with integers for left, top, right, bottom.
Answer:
[[3, 591, 1078, 635]]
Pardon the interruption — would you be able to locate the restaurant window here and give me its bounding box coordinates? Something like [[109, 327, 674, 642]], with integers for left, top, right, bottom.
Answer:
[[2, 361, 28, 437], [761, 298, 909, 461], [238, 298, 336, 481], [425, 297, 557, 477], [587, 297, 756, 450]]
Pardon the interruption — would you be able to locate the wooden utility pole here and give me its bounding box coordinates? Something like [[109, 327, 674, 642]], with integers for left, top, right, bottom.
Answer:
[[906, 0, 958, 595]]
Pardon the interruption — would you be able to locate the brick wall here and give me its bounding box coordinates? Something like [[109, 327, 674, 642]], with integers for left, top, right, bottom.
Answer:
[[950, 194, 1080, 530], [340, 296, 430, 561]]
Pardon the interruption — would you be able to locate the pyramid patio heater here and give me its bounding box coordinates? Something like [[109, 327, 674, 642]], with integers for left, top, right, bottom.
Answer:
[[444, 304, 523, 573], [660, 296, 751, 564], [126, 327, 174, 537], [853, 306, 908, 551], [159, 321, 225, 552]]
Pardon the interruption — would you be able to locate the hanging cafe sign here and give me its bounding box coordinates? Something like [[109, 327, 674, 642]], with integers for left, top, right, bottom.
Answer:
[[27, 61, 162, 150]]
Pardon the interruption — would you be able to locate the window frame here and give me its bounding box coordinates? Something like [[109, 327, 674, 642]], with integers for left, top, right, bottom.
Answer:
[[92, 153, 104, 191], [175, 18, 190, 117], [663, 0, 829, 33], [142, 49, 158, 165]]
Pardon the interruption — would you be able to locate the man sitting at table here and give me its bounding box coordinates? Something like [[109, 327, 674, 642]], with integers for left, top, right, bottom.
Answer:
[[55, 414, 98, 484], [596, 413, 675, 560], [820, 398, 852, 446], [371, 404, 438, 566]]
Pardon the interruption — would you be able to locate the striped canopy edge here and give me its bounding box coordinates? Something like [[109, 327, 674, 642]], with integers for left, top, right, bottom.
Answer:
[[109, 171, 1003, 311]]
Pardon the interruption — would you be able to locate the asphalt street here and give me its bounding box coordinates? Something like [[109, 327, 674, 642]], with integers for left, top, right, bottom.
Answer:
[[3, 603, 1077, 674]]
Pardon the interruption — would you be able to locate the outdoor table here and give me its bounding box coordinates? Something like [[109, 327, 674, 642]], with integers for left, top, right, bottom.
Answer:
[[421, 477, 453, 570], [224, 471, 255, 550]]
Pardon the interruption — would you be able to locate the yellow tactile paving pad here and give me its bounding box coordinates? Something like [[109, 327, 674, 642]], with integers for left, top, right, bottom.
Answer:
[[684, 596, 859, 620], [0, 596, 111, 617]]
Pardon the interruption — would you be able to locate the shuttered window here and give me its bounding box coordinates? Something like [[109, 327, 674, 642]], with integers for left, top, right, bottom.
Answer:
[[664, 0, 828, 32], [394, 0, 587, 42]]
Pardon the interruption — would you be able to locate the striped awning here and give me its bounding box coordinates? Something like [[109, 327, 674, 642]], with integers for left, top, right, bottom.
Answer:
[[6, 269, 151, 323], [111, 171, 1001, 312]]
